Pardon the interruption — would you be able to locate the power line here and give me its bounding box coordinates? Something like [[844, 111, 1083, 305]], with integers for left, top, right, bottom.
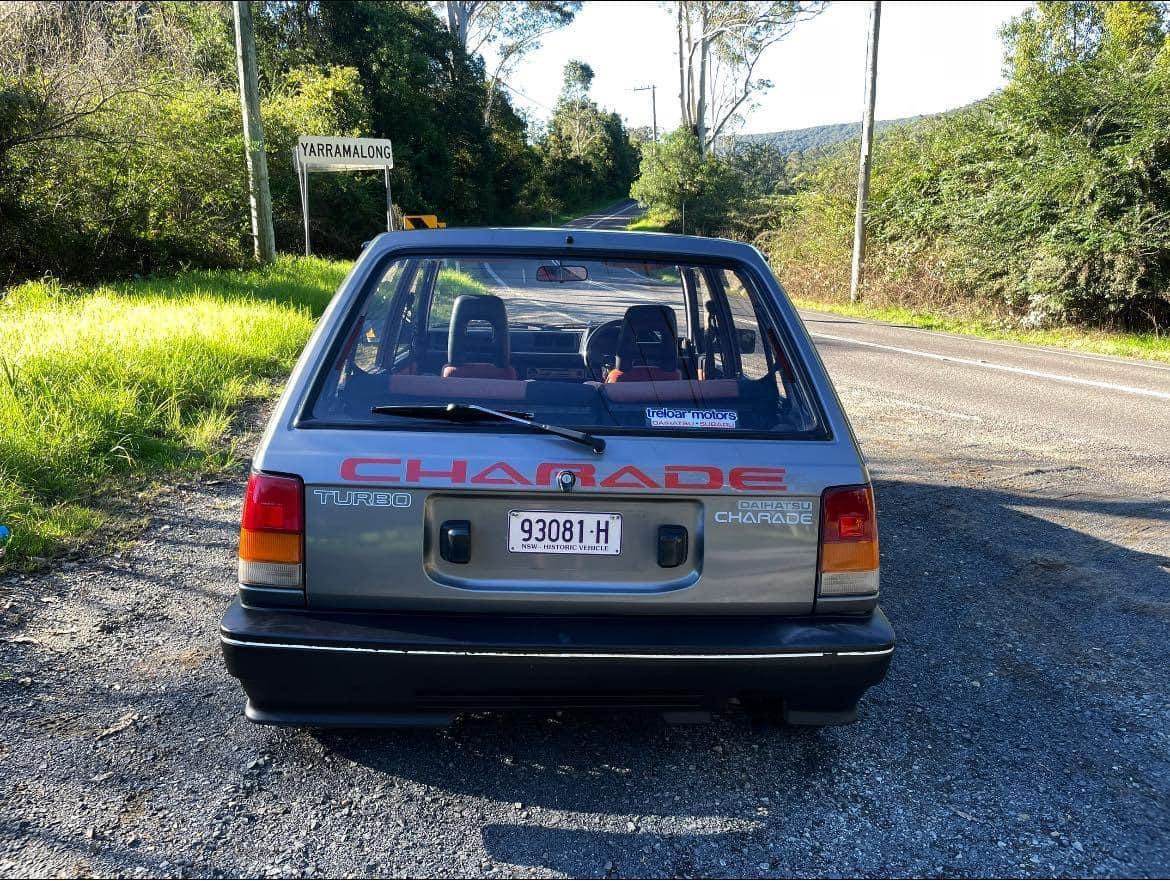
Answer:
[[633, 84, 658, 142], [494, 77, 556, 113]]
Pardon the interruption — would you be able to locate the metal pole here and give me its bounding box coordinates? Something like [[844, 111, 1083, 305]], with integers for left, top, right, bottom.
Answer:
[[384, 166, 394, 231], [634, 85, 658, 144], [850, 1, 881, 303], [300, 161, 311, 257], [232, 0, 276, 264]]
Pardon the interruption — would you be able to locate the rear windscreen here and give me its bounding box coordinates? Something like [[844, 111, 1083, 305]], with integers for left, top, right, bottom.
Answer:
[[305, 254, 823, 438]]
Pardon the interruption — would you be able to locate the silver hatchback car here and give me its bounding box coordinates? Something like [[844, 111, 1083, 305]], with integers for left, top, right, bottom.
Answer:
[[220, 228, 893, 726]]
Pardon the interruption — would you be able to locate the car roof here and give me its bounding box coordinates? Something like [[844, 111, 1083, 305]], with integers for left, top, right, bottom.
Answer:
[[364, 228, 765, 263]]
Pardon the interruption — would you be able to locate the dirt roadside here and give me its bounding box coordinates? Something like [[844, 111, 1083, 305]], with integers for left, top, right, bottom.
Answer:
[[1, 379, 1168, 878]]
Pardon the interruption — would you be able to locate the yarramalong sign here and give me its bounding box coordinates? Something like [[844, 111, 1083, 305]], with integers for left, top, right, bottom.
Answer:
[[293, 135, 397, 255], [295, 136, 394, 172]]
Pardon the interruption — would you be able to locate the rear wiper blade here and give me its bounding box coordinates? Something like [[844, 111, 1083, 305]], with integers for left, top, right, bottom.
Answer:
[[370, 402, 606, 454]]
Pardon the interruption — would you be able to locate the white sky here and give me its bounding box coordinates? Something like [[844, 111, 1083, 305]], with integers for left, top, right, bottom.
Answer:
[[496, 1, 1032, 134]]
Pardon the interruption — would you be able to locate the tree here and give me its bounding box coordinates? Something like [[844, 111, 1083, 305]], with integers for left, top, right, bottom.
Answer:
[[551, 59, 602, 159], [631, 127, 743, 234], [432, 1, 581, 121], [670, 1, 825, 154], [752, 0, 1170, 329], [0, 2, 169, 161], [542, 61, 639, 212], [561, 59, 594, 102]]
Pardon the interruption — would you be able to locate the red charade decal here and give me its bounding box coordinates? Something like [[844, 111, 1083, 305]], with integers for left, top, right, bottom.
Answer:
[[339, 458, 787, 492]]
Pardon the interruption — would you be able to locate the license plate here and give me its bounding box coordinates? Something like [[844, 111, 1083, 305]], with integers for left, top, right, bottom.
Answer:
[[508, 511, 622, 555]]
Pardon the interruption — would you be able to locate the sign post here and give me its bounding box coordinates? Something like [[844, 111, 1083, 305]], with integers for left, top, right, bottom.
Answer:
[[294, 136, 395, 256]]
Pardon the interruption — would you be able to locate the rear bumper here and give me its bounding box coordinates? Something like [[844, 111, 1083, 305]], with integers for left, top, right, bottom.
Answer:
[[219, 600, 894, 726]]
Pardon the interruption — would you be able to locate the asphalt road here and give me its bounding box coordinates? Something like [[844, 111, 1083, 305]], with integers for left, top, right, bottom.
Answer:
[[802, 310, 1170, 456], [563, 199, 643, 230], [2, 296, 1169, 876]]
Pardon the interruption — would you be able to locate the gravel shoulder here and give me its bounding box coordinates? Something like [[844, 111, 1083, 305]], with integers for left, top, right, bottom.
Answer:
[[2, 343, 1169, 878]]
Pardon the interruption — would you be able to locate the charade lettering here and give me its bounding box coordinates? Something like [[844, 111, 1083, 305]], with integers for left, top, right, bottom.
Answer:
[[469, 462, 532, 486], [340, 457, 400, 482], [729, 467, 787, 492], [715, 510, 813, 525], [405, 458, 467, 483], [599, 465, 659, 489], [338, 458, 788, 493], [664, 465, 723, 490]]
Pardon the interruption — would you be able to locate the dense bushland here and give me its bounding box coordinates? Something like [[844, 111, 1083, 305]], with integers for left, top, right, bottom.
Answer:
[[0, 1, 638, 284], [629, 2, 1170, 331], [753, 1, 1170, 330]]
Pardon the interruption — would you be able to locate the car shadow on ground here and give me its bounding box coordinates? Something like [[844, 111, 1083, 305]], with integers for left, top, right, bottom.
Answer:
[[308, 475, 1170, 876]]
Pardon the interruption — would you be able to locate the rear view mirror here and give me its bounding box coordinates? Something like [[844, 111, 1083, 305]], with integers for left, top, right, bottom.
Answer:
[[536, 264, 589, 282], [736, 328, 757, 354]]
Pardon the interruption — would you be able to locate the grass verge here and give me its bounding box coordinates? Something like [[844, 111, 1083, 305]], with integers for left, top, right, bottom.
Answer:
[[625, 208, 672, 233], [0, 255, 349, 568], [790, 296, 1170, 364]]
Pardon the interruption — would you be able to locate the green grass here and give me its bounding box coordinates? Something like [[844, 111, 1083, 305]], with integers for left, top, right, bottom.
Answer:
[[625, 208, 672, 233], [790, 296, 1170, 364], [0, 255, 349, 567]]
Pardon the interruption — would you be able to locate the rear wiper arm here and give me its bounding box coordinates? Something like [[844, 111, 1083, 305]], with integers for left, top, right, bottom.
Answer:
[[370, 402, 606, 454]]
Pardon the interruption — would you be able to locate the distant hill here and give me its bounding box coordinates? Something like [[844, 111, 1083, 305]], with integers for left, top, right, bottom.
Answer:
[[736, 116, 926, 154]]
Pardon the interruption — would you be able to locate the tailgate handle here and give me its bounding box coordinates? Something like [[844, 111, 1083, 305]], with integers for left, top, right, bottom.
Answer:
[[440, 520, 471, 564], [657, 525, 688, 568]]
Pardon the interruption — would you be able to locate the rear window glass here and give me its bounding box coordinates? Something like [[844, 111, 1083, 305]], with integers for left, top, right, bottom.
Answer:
[[306, 254, 822, 437]]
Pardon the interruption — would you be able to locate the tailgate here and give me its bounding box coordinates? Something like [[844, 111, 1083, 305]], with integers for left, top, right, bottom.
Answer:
[[297, 439, 843, 616]]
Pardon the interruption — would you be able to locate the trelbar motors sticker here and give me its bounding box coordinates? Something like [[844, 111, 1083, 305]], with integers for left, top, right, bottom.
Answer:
[[646, 407, 738, 429]]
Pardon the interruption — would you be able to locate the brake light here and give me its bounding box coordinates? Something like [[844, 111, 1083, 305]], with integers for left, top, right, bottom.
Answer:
[[239, 473, 304, 589], [819, 484, 879, 597]]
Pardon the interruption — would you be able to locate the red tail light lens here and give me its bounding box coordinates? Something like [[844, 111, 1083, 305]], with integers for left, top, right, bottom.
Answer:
[[241, 473, 303, 533], [239, 473, 304, 588], [819, 484, 879, 597], [821, 486, 876, 543]]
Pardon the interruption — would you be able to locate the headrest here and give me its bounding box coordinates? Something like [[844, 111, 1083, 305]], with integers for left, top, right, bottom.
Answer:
[[615, 304, 679, 372], [448, 294, 510, 367]]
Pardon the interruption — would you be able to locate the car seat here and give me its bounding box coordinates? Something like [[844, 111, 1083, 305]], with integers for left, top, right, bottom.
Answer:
[[442, 294, 517, 380], [605, 304, 683, 383]]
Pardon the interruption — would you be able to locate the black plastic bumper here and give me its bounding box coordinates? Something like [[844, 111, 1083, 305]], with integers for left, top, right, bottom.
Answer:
[[219, 600, 895, 726]]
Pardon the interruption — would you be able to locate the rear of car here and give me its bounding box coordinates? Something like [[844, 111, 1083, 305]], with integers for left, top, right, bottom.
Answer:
[[220, 228, 893, 726]]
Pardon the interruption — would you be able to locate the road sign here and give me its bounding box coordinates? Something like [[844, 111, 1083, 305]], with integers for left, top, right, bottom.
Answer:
[[293, 136, 396, 255], [402, 215, 447, 230], [296, 136, 393, 171]]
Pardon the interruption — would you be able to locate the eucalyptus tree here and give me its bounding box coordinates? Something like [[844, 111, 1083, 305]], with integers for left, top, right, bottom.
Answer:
[[433, 1, 581, 121], [670, 1, 825, 154]]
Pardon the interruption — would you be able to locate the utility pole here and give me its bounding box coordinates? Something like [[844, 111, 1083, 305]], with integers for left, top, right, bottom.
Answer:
[[849, 0, 881, 303], [233, 0, 276, 264], [634, 84, 658, 143]]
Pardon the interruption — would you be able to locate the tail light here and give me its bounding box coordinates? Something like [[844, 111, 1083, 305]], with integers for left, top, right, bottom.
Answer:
[[239, 473, 304, 589], [818, 484, 879, 597]]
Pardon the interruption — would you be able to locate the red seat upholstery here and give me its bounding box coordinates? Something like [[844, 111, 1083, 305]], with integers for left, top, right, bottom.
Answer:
[[599, 378, 740, 402], [442, 363, 517, 380], [389, 374, 527, 400], [605, 366, 683, 383], [606, 304, 683, 384]]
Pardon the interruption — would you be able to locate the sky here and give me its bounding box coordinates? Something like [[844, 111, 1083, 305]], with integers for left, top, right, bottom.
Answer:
[[495, 1, 1033, 135]]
